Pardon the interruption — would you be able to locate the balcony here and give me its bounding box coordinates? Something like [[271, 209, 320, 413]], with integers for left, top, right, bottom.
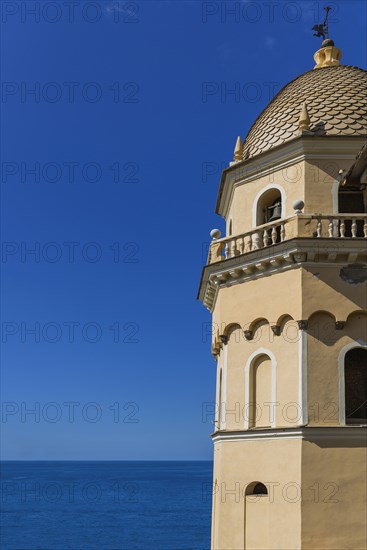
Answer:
[[208, 214, 367, 265]]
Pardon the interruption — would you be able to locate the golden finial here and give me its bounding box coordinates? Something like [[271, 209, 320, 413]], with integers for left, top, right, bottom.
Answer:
[[233, 136, 242, 162], [313, 39, 342, 69], [312, 6, 342, 69], [299, 102, 311, 133]]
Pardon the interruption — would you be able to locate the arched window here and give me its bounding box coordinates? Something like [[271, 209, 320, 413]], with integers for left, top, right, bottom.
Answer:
[[256, 189, 282, 226], [345, 348, 367, 424]]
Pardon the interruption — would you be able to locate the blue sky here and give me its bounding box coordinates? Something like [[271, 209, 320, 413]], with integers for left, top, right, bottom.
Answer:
[[1, 0, 366, 460]]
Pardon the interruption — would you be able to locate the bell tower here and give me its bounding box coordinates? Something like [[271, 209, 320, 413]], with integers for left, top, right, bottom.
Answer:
[[198, 39, 367, 550]]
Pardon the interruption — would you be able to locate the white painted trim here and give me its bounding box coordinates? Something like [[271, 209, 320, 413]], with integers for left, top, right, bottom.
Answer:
[[222, 344, 228, 429], [218, 364, 223, 430], [215, 354, 223, 429], [212, 426, 367, 444], [244, 348, 277, 430], [252, 184, 286, 228], [338, 341, 367, 425], [331, 180, 339, 214], [298, 330, 308, 425]]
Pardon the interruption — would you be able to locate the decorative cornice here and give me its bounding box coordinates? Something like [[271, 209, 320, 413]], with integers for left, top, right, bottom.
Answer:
[[212, 426, 367, 444], [198, 237, 367, 312]]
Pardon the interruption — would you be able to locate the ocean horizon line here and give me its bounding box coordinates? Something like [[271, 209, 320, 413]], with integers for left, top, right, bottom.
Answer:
[[0, 458, 214, 462]]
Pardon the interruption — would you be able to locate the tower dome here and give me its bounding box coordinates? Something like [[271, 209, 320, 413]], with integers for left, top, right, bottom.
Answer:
[[242, 64, 367, 160]]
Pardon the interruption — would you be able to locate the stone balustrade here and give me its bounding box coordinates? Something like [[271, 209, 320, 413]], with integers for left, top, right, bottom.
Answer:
[[208, 214, 367, 264]]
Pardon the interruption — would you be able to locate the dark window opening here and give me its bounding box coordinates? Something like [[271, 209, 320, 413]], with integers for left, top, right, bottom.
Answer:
[[338, 189, 366, 237], [338, 190, 365, 213], [247, 482, 268, 496], [345, 348, 367, 424]]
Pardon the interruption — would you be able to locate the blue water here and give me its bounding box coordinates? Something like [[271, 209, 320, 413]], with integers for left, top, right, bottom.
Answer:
[[0, 461, 213, 550]]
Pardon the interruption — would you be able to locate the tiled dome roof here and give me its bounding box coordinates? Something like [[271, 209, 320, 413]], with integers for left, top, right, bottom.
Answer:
[[242, 65, 367, 160]]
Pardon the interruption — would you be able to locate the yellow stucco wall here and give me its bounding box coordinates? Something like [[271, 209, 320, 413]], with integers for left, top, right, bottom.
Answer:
[[301, 438, 367, 549], [225, 155, 366, 236], [212, 438, 302, 550], [212, 437, 367, 549]]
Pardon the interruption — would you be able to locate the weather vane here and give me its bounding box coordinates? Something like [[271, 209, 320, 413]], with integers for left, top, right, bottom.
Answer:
[[312, 5, 332, 40]]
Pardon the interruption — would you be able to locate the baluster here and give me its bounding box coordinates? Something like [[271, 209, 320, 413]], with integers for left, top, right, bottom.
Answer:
[[340, 218, 345, 238], [280, 223, 285, 242], [351, 219, 357, 238], [252, 232, 260, 250], [245, 235, 252, 253], [230, 238, 237, 257], [263, 229, 269, 247], [328, 218, 333, 238], [333, 219, 339, 238], [316, 218, 322, 238], [364, 218, 367, 238], [271, 226, 277, 244], [238, 237, 244, 255], [224, 241, 229, 258]]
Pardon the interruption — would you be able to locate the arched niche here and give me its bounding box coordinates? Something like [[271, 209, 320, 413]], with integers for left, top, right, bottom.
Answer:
[[253, 185, 286, 227], [244, 349, 277, 430]]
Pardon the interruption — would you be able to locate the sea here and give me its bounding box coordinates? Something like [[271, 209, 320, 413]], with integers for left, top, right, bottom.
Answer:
[[0, 461, 213, 550]]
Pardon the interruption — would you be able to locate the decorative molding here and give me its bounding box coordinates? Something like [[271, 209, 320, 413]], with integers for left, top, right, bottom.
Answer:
[[212, 426, 367, 444], [198, 238, 367, 312]]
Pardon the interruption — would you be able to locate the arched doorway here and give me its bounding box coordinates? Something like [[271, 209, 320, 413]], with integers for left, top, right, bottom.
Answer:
[[244, 482, 270, 549]]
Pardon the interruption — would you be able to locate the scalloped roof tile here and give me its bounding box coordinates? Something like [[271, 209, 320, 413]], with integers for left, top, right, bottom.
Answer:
[[242, 65, 367, 160]]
